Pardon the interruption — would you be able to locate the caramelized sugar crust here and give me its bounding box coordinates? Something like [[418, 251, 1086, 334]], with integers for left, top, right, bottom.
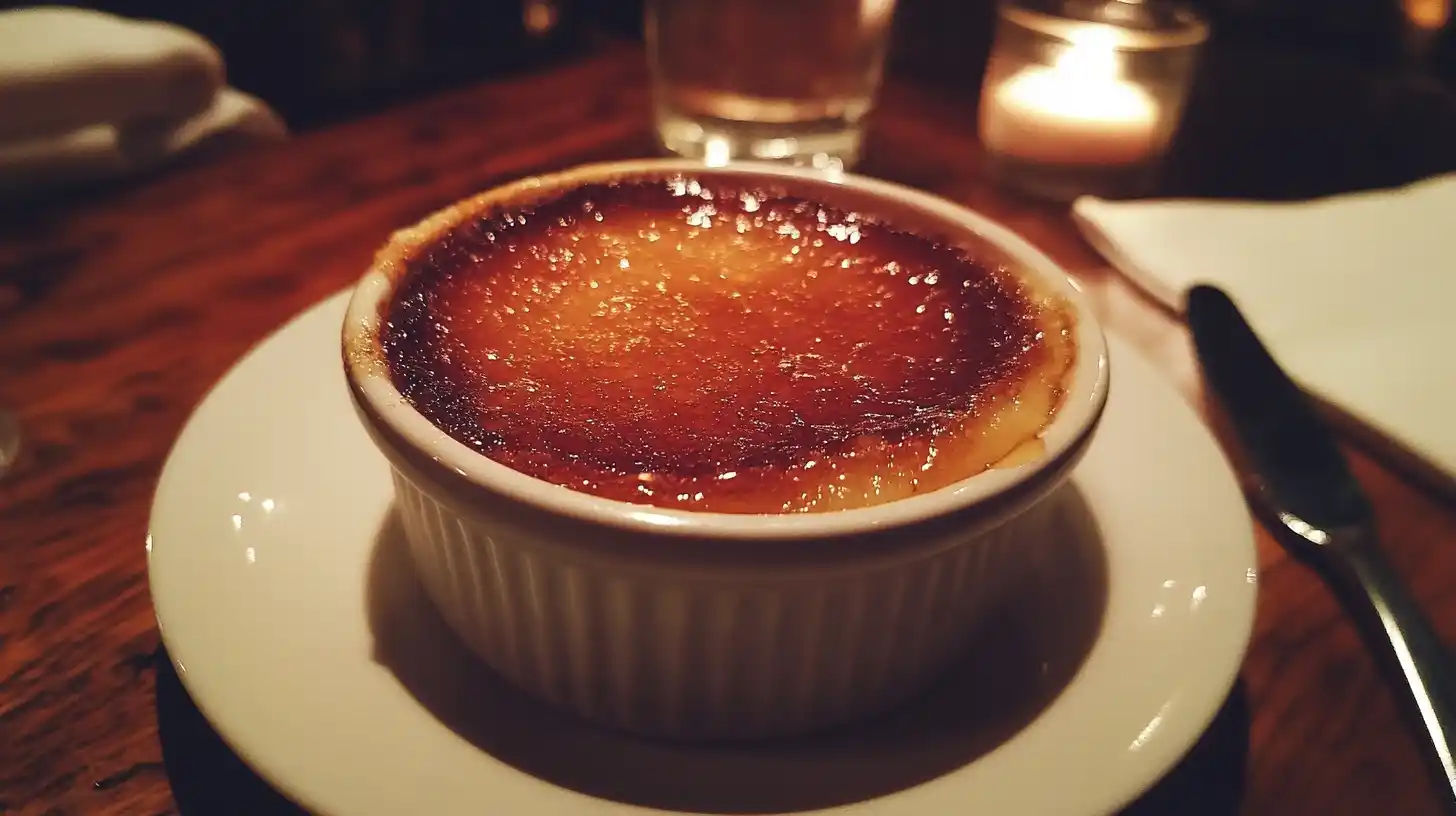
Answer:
[[383, 177, 1076, 514]]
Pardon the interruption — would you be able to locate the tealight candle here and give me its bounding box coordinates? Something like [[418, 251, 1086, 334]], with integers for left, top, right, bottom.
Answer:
[[984, 30, 1159, 166], [979, 0, 1208, 201]]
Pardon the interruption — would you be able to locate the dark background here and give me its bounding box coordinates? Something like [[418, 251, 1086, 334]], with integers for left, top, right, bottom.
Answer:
[[4, 0, 1454, 131]]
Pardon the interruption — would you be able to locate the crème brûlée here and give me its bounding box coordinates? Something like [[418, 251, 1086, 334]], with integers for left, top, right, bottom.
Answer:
[[378, 176, 1079, 515]]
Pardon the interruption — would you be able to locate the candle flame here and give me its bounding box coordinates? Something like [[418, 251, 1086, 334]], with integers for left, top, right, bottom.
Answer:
[[1057, 26, 1123, 79], [982, 21, 1161, 167], [1014, 26, 1150, 123]]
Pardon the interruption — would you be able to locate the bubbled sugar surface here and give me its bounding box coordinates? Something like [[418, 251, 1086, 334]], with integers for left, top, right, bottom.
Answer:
[[383, 178, 1065, 514]]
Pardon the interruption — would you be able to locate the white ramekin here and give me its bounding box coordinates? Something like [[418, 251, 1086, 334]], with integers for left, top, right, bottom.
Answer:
[[342, 159, 1111, 741]]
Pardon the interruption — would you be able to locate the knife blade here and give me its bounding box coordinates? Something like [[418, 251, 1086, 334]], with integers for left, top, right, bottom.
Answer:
[[1187, 283, 1456, 814]]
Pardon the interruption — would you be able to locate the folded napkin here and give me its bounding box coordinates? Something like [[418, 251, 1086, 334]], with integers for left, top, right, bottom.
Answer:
[[1072, 174, 1456, 483], [0, 6, 286, 199]]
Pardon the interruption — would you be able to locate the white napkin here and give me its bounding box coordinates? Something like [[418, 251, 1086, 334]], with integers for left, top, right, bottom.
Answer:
[[0, 6, 286, 199], [1072, 174, 1456, 482]]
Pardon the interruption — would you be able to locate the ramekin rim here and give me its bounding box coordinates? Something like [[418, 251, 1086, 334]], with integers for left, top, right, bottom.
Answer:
[[342, 159, 1110, 541]]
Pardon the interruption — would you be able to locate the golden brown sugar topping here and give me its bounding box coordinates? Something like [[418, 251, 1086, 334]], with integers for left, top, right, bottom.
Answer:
[[382, 177, 1075, 514]]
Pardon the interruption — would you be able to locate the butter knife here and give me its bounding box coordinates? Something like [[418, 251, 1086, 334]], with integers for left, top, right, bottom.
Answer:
[[1186, 284, 1456, 813]]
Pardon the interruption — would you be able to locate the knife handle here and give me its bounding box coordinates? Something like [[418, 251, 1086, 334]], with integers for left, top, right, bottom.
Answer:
[[1323, 540, 1456, 812]]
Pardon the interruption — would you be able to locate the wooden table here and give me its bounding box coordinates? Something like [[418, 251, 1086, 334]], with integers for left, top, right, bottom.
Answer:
[[3, 46, 1455, 816]]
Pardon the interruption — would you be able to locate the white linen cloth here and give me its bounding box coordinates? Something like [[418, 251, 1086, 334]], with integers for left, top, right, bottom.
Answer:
[[1072, 174, 1456, 481], [0, 6, 286, 199]]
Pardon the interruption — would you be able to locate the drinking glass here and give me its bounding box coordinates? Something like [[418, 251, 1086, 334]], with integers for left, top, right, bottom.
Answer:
[[645, 0, 898, 171]]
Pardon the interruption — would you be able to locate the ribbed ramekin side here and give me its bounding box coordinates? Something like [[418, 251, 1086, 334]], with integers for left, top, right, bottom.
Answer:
[[390, 469, 1058, 741]]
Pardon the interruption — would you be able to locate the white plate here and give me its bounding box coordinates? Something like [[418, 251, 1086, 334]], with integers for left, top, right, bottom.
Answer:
[[149, 291, 1258, 816]]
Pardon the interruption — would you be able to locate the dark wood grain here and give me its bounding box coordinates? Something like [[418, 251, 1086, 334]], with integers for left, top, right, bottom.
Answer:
[[3, 43, 1456, 816]]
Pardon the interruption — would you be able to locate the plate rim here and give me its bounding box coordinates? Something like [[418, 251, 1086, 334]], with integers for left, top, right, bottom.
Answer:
[[148, 290, 1259, 816]]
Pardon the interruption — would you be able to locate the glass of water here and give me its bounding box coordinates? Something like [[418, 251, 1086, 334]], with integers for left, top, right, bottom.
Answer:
[[645, 0, 898, 171]]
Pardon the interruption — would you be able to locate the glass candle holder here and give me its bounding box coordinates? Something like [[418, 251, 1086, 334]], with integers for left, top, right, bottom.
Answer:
[[979, 0, 1209, 202]]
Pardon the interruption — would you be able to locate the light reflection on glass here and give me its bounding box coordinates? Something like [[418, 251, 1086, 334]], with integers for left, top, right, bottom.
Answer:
[[702, 136, 732, 167], [231, 514, 243, 531], [750, 137, 798, 160], [809, 152, 846, 181], [245, 547, 256, 564]]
